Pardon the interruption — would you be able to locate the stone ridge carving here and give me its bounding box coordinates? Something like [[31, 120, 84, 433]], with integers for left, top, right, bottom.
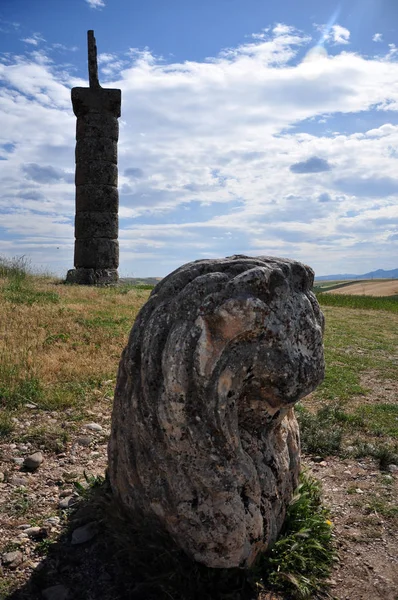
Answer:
[[66, 30, 121, 286], [108, 255, 325, 568]]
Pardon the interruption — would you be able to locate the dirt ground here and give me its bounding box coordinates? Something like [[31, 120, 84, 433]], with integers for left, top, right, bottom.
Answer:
[[325, 280, 398, 297], [0, 397, 397, 600]]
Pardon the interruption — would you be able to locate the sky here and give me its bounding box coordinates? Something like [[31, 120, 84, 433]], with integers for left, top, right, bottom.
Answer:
[[1, 0, 398, 278]]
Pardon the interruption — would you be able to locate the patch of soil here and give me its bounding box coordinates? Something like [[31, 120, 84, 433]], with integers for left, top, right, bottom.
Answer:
[[305, 454, 398, 600]]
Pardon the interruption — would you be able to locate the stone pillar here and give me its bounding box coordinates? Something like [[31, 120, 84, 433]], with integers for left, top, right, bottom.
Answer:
[[66, 31, 121, 285], [108, 255, 325, 569]]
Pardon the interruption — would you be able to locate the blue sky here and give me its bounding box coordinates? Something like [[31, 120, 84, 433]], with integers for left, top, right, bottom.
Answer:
[[0, 0, 397, 277]]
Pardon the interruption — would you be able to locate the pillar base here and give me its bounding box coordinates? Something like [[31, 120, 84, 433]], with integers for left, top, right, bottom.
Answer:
[[66, 267, 118, 286]]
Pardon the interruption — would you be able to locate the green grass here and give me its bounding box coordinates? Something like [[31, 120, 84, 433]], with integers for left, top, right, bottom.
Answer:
[[76, 314, 130, 331], [317, 293, 398, 312], [296, 403, 345, 457], [0, 255, 30, 280], [313, 280, 362, 293], [354, 404, 398, 438], [297, 401, 398, 465], [0, 412, 14, 437], [259, 472, 335, 599], [0, 370, 44, 410], [1, 256, 59, 305]]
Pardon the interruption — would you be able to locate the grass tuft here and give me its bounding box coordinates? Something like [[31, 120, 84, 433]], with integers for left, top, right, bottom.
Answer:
[[259, 472, 335, 599], [296, 404, 344, 457]]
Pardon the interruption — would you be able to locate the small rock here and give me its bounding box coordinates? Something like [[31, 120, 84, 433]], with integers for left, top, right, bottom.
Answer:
[[355, 488, 364, 494], [59, 496, 77, 509], [0, 472, 4, 482], [59, 489, 74, 498], [76, 436, 92, 447], [44, 517, 60, 526], [2, 550, 23, 568], [9, 443, 17, 449], [25, 403, 37, 409], [312, 456, 324, 463], [25, 526, 47, 540], [388, 464, 398, 473], [71, 522, 98, 545], [17, 524, 31, 530], [12, 457, 24, 466], [24, 451, 44, 471], [10, 475, 29, 487], [85, 423, 102, 432], [42, 584, 69, 600]]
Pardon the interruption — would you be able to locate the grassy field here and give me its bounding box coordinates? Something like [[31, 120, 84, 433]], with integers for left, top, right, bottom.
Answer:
[[0, 257, 397, 599], [300, 293, 398, 465], [0, 259, 150, 440]]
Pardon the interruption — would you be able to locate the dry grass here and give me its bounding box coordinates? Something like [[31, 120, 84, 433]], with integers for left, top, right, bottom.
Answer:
[[0, 268, 151, 431]]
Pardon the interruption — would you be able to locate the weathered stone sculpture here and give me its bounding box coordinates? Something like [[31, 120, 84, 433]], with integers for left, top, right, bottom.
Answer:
[[108, 255, 325, 568], [66, 30, 121, 285]]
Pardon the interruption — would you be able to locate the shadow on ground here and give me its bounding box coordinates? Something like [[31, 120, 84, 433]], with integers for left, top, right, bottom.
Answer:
[[5, 480, 262, 600]]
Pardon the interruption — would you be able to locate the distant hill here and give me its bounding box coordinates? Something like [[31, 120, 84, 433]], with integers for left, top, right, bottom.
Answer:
[[315, 268, 398, 281]]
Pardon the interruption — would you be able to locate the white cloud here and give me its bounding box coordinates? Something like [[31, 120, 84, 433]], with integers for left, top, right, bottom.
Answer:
[[314, 23, 350, 46], [85, 0, 105, 8], [21, 32, 46, 46], [385, 44, 398, 60], [1, 26, 398, 277], [373, 33, 383, 43], [330, 25, 350, 45], [98, 53, 116, 63]]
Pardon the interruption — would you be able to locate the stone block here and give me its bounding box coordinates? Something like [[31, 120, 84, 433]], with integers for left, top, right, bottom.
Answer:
[[75, 185, 119, 213], [76, 113, 119, 141], [74, 238, 119, 269], [71, 87, 121, 118], [66, 268, 118, 285], [76, 138, 117, 164], [75, 211, 118, 239], [108, 255, 325, 569], [75, 161, 118, 187]]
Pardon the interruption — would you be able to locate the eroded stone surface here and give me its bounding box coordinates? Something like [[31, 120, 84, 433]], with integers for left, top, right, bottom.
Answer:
[[65, 267, 118, 286], [74, 239, 119, 269], [108, 255, 325, 568]]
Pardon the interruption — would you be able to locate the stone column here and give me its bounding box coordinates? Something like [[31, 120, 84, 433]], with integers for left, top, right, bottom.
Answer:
[[66, 30, 121, 285]]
